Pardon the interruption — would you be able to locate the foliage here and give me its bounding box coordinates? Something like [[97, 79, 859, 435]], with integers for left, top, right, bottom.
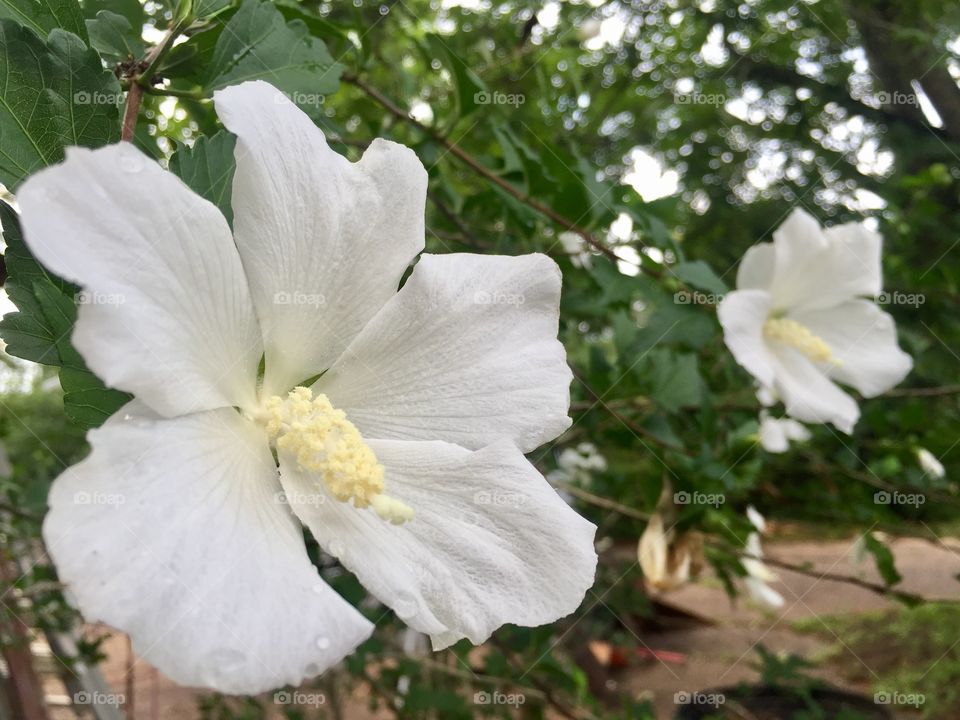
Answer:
[[1, 0, 959, 716]]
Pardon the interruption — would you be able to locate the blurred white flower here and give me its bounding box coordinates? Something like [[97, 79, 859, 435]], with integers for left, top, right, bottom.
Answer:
[[19, 81, 597, 693], [719, 209, 912, 433], [916, 448, 945, 479], [558, 231, 592, 268], [742, 506, 785, 608], [758, 411, 811, 453], [548, 441, 608, 486], [638, 512, 703, 591]]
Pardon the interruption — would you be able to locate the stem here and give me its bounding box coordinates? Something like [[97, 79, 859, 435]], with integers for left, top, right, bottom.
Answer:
[[120, 83, 144, 142], [119, 19, 186, 142]]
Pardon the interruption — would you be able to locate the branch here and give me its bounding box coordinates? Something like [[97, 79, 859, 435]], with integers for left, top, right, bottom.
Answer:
[[341, 72, 639, 269]]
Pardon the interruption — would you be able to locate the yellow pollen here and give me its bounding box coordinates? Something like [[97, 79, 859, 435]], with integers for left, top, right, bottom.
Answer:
[[763, 317, 837, 364], [262, 387, 414, 525]]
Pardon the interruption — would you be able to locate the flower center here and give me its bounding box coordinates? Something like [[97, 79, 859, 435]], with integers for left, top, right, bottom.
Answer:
[[259, 387, 413, 525], [762, 317, 837, 365]]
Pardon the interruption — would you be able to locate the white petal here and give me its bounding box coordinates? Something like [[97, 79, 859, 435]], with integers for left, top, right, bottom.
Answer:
[[917, 448, 946, 479], [736, 242, 775, 290], [315, 253, 573, 452], [758, 413, 810, 453], [214, 81, 427, 394], [43, 405, 372, 694], [718, 289, 776, 388], [279, 438, 597, 649], [768, 209, 881, 312], [791, 299, 912, 397], [17, 144, 262, 416], [745, 577, 785, 608], [746, 506, 766, 532], [768, 345, 860, 433]]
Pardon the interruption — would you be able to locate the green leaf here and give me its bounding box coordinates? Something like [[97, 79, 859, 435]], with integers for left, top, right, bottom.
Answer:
[[60, 366, 130, 428], [0, 0, 86, 41], [0, 22, 120, 188], [168, 131, 237, 225], [85, 9, 143, 59], [647, 348, 702, 412], [204, 0, 342, 116], [0, 201, 130, 427], [80, 0, 144, 29], [672, 260, 729, 294], [193, 0, 231, 20], [864, 533, 902, 587]]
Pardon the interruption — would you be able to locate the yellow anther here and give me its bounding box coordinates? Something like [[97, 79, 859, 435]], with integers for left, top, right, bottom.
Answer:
[[763, 317, 837, 364], [262, 387, 414, 524]]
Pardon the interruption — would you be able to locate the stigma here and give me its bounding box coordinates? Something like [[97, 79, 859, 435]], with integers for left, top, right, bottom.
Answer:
[[763, 317, 839, 365], [259, 387, 414, 525]]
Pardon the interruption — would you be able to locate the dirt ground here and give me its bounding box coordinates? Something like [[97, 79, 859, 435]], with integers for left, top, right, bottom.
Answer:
[[67, 534, 960, 719]]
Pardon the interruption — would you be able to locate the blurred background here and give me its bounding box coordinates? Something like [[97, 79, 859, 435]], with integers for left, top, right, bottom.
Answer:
[[2, 0, 960, 718]]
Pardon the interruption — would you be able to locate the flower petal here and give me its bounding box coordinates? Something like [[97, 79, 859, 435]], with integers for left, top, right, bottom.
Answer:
[[768, 209, 881, 312], [315, 253, 573, 452], [213, 81, 427, 394], [791, 299, 912, 397], [758, 412, 811, 453], [43, 404, 372, 694], [767, 345, 860, 433], [717, 289, 776, 388], [279, 438, 597, 649], [17, 144, 262, 416], [736, 242, 775, 290]]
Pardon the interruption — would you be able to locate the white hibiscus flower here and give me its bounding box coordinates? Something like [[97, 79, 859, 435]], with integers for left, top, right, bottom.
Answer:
[[17, 81, 597, 694], [718, 209, 912, 433], [916, 448, 946, 479]]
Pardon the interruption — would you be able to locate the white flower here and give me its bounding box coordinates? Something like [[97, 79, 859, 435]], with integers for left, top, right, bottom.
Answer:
[[916, 448, 945, 479], [557, 231, 592, 268], [758, 411, 811, 453], [718, 209, 912, 433], [548, 442, 607, 485], [742, 508, 784, 608], [17, 81, 597, 694]]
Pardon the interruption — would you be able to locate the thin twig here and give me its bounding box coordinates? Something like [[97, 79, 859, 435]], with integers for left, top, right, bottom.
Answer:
[[342, 72, 638, 268]]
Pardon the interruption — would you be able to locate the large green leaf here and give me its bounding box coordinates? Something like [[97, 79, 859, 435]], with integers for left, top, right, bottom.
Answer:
[[203, 0, 342, 116], [168, 131, 237, 225], [0, 0, 87, 41], [0, 21, 120, 188]]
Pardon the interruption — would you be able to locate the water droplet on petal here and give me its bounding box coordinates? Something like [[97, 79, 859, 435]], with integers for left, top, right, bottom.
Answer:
[[315, 636, 330, 650], [312, 582, 325, 595]]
